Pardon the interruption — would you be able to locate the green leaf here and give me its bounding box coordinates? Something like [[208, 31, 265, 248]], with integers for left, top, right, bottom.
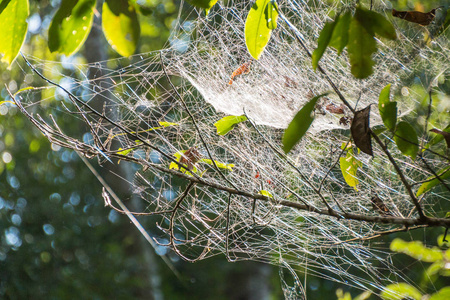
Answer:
[[394, 121, 419, 160], [259, 190, 273, 198], [0, 0, 29, 67], [348, 8, 377, 79], [381, 283, 422, 300], [214, 115, 247, 135], [199, 159, 234, 171], [390, 238, 443, 263], [416, 166, 450, 196], [245, 0, 274, 60], [312, 16, 338, 71], [378, 84, 397, 132], [282, 93, 328, 153], [329, 11, 351, 55], [102, 0, 140, 57], [264, 1, 278, 30], [48, 0, 95, 56], [357, 9, 397, 40], [429, 287, 450, 300], [424, 124, 450, 150], [185, 0, 218, 10], [339, 143, 361, 190]]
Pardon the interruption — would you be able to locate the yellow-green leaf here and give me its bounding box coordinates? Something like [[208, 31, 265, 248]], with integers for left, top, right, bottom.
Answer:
[[390, 238, 443, 263], [214, 115, 247, 135], [416, 166, 450, 196], [0, 0, 29, 67], [394, 121, 419, 160], [264, 1, 278, 30], [259, 190, 273, 198], [339, 143, 361, 190], [200, 159, 234, 171], [282, 93, 328, 153], [381, 283, 422, 300], [48, 0, 95, 56], [245, 0, 274, 60], [158, 121, 179, 127], [102, 0, 140, 57], [429, 287, 450, 300]]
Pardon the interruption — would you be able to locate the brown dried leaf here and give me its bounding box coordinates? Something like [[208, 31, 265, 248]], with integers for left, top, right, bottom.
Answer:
[[339, 116, 352, 126], [350, 106, 373, 156], [392, 8, 436, 26], [326, 103, 345, 114], [371, 194, 392, 216], [180, 147, 201, 170]]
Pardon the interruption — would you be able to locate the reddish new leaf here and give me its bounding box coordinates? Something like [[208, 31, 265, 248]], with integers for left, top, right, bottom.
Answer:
[[351, 106, 373, 156]]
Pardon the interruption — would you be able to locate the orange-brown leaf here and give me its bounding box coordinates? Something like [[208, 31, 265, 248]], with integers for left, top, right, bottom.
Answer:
[[229, 61, 252, 84]]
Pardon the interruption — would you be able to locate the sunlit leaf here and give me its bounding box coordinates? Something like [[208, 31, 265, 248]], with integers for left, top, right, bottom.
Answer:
[[390, 238, 443, 263], [245, 0, 273, 60], [340, 143, 361, 190], [282, 93, 328, 153], [200, 159, 234, 171], [116, 148, 133, 156], [348, 8, 377, 79], [312, 16, 339, 71], [416, 166, 450, 196], [381, 283, 422, 300], [429, 287, 450, 300], [185, 0, 218, 10], [259, 190, 273, 198], [329, 11, 351, 55], [48, 0, 95, 56], [0, 0, 29, 67], [214, 115, 247, 135], [158, 121, 179, 127], [102, 0, 140, 57], [336, 288, 352, 300], [264, 1, 278, 30], [378, 84, 397, 132], [394, 121, 418, 159], [351, 105, 373, 156], [354, 290, 372, 300]]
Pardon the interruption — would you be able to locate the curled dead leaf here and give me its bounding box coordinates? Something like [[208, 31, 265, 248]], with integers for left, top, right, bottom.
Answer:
[[180, 147, 201, 170], [350, 106, 373, 156], [392, 8, 437, 26]]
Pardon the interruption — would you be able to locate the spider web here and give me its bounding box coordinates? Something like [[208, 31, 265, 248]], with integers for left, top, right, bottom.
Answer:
[[11, 0, 450, 298]]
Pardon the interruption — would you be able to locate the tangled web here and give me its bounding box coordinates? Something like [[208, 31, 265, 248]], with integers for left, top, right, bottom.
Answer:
[[12, 0, 450, 298]]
